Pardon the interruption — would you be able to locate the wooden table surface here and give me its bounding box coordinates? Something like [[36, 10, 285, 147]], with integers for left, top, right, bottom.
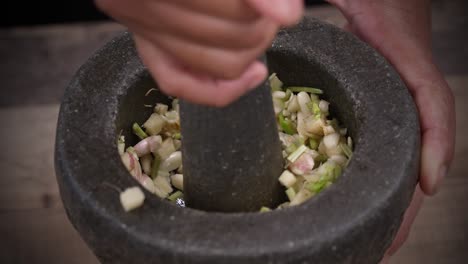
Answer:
[[1, 1, 467, 263]]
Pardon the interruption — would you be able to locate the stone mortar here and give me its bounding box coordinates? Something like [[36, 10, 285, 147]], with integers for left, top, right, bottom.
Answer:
[[55, 18, 420, 264]]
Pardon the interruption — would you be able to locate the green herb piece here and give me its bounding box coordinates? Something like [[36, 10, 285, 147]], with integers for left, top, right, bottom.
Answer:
[[151, 154, 161, 179], [285, 143, 299, 154], [321, 162, 343, 181], [126, 146, 136, 154], [287, 87, 323, 94], [283, 89, 292, 101], [315, 154, 328, 163], [279, 113, 297, 135], [167, 191, 184, 201], [340, 143, 353, 159], [306, 180, 328, 194], [260, 206, 271, 212], [172, 132, 182, 140], [285, 187, 296, 201], [309, 138, 318, 150], [307, 101, 322, 119], [132, 123, 148, 140]]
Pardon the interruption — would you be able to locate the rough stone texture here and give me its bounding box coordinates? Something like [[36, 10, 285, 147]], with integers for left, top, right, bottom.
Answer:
[[180, 69, 284, 212], [55, 17, 420, 264]]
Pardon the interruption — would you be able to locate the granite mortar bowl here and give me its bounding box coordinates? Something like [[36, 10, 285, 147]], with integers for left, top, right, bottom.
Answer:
[[55, 18, 420, 264]]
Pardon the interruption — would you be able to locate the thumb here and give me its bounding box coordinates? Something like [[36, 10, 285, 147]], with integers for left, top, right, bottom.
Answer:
[[413, 68, 455, 195], [245, 0, 304, 26]]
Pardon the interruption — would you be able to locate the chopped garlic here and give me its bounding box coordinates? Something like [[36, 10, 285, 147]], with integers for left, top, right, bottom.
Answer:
[[279, 170, 297, 188], [120, 187, 145, 212]]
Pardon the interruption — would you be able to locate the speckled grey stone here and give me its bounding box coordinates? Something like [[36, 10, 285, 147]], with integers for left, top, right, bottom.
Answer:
[[55, 17, 420, 264], [180, 60, 284, 212]]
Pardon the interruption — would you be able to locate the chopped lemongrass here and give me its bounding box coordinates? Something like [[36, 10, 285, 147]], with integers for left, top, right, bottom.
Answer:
[[154, 103, 168, 115], [340, 142, 353, 158], [269, 73, 283, 91], [120, 187, 145, 212], [143, 113, 166, 136], [121, 72, 351, 211], [126, 146, 136, 156], [118, 136, 125, 155], [173, 139, 182, 150], [172, 99, 180, 113], [145, 88, 157, 96], [260, 206, 271, 212], [284, 89, 292, 101], [290, 188, 313, 206], [315, 153, 328, 163], [287, 145, 307, 163], [285, 187, 296, 201], [278, 170, 297, 188], [307, 101, 322, 119], [132, 123, 148, 140], [157, 138, 176, 160], [285, 142, 304, 155], [319, 161, 342, 181], [153, 176, 173, 198], [167, 191, 183, 201], [151, 154, 161, 179], [309, 138, 318, 150], [172, 132, 181, 140], [279, 113, 297, 135], [287, 86, 323, 94], [306, 179, 328, 194]]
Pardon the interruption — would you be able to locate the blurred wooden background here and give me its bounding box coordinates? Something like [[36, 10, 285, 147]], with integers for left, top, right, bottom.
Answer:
[[1, 1, 467, 263]]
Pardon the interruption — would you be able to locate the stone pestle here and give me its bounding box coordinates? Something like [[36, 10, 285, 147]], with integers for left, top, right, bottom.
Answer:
[[179, 58, 284, 212]]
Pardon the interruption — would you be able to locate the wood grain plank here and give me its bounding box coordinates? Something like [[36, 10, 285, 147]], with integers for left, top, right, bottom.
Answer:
[[0, 209, 98, 264], [0, 105, 62, 211]]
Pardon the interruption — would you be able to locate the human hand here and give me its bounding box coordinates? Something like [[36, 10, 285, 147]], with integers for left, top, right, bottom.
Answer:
[[326, 0, 456, 261], [95, 0, 304, 106]]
